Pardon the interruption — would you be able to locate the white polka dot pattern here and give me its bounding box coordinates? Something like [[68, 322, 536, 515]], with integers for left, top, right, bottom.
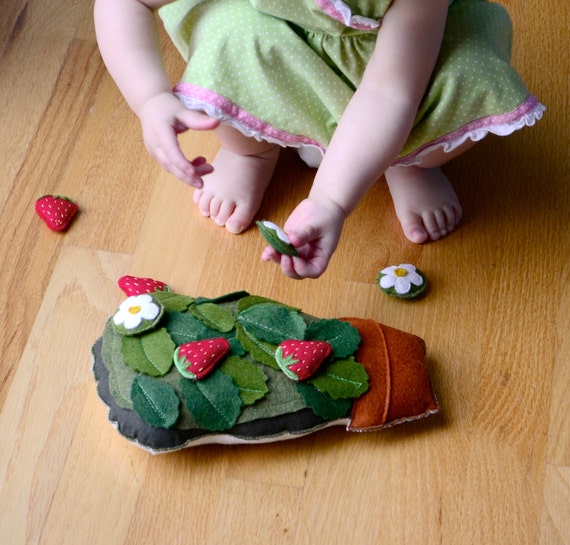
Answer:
[[158, 0, 544, 164]]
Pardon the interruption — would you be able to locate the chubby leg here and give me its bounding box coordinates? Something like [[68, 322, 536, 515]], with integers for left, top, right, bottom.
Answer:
[[193, 125, 280, 234], [385, 140, 474, 243]]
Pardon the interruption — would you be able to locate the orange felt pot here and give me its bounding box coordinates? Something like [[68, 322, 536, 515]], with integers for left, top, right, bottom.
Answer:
[[341, 318, 439, 431]]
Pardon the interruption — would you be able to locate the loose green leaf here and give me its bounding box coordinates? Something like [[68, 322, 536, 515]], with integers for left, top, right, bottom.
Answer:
[[179, 371, 243, 431], [190, 302, 235, 333], [237, 303, 306, 345], [131, 375, 180, 429], [306, 319, 361, 358], [256, 221, 299, 256], [308, 357, 369, 400], [121, 328, 176, 377], [235, 323, 278, 369], [219, 356, 269, 405], [296, 382, 352, 420], [152, 291, 194, 312]]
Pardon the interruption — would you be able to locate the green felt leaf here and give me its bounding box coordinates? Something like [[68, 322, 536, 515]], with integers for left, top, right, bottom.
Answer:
[[219, 356, 269, 405], [131, 375, 180, 429], [308, 357, 369, 400], [121, 328, 176, 377], [166, 311, 216, 345], [167, 311, 244, 356], [235, 323, 279, 369], [102, 325, 137, 409], [195, 291, 249, 305], [190, 302, 235, 333], [237, 303, 306, 345], [306, 319, 361, 358], [296, 382, 352, 420], [152, 291, 194, 312], [179, 371, 243, 431], [236, 295, 300, 314]]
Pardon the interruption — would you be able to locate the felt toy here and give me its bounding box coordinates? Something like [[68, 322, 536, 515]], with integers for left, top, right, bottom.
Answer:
[[118, 275, 170, 296], [174, 338, 231, 380], [35, 195, 78, 231], [92, 278, 440, 453], [377, 264, 427, 300], [275, 340, 332, 381], [256, 220, 298, 256]]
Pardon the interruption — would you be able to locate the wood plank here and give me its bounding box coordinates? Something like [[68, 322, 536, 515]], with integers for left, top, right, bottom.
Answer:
[[540, 465, 570, 545], [0, 246, 130, 544]]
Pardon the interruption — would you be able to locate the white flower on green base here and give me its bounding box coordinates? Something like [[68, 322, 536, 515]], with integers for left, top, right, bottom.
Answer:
[[113, 294, 161, 330], [262, 221, 291, 244], [378, 264, 426, 297], [256, 220, 298, 256]]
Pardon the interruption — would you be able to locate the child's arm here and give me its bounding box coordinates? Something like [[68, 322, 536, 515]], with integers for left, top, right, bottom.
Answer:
[[94, 0, 219, 187], [264, 0, 449, 278]]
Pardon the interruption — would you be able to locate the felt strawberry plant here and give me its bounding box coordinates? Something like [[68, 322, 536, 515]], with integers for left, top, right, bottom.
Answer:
[[99, 280, 370, 433]]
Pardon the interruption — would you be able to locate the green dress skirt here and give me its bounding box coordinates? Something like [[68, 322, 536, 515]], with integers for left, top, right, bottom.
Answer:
[[159, 0, 545, 167]]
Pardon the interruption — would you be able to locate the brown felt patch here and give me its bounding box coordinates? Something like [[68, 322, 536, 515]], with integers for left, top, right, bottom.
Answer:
[[341, 318, 439, 431]]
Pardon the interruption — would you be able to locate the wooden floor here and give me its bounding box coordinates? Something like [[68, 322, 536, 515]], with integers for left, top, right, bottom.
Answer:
[[1, 1, 568, 543]]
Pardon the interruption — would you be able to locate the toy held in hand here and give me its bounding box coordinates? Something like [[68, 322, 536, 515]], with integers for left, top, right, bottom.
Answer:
[[256, 220, 298, 256], [92, 277, 440, 452]]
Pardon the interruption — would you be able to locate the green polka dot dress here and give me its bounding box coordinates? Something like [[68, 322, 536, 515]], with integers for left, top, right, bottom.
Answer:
[[159, 0, 545, 167]]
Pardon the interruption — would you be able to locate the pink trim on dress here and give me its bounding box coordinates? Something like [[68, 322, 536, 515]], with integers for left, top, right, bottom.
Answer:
[[174, 82, 325, 151], [313, 0, 381, 30], [393, 95, 546, 166], [175, 82, 545, 169]]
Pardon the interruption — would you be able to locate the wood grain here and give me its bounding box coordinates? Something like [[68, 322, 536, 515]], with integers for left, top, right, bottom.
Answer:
[[0, 1, 568, 544]]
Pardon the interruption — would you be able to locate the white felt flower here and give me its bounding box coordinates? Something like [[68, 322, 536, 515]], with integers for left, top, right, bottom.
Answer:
[[379, 264, 424, 295], [113, 294, 160, 330]]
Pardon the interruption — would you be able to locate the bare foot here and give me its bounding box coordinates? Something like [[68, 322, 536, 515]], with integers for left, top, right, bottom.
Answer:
[[385, 165, 462, 243], [193, 145, 280, 234]]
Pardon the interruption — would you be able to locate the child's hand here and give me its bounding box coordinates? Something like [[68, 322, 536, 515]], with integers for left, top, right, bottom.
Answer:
[[261, 198, 346, 279], [138, 92, 220, 188]]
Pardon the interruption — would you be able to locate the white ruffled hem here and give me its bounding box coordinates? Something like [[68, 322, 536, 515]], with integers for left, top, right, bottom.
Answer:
[[178, 93, 546, 169], [176, 93, 326, 167], [394, 101, 546, 167]]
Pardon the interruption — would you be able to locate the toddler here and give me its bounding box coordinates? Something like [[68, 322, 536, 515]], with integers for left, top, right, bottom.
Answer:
[[94, 0, 544, 279]]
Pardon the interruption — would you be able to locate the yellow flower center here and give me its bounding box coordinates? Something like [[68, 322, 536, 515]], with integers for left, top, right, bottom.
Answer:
[[394, 268, 408, 277], [128, 305, 141, 315]]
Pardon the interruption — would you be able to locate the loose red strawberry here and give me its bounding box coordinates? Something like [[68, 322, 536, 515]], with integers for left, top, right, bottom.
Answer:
[[275, 340, 332, 381], [117, 275, 170, 296], [35, 195, 78, 232], [173, 338, 231, 380]]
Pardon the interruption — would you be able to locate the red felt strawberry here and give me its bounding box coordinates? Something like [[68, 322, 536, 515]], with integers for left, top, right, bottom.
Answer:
[[275, 340, 332, 381], [117, 275, 170, 296], [35, 195, 78, 232], [173, 338, 231, 380]]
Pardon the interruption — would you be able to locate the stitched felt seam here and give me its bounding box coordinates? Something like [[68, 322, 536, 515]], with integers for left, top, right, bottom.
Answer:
[[340, 318, 391, 430]]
